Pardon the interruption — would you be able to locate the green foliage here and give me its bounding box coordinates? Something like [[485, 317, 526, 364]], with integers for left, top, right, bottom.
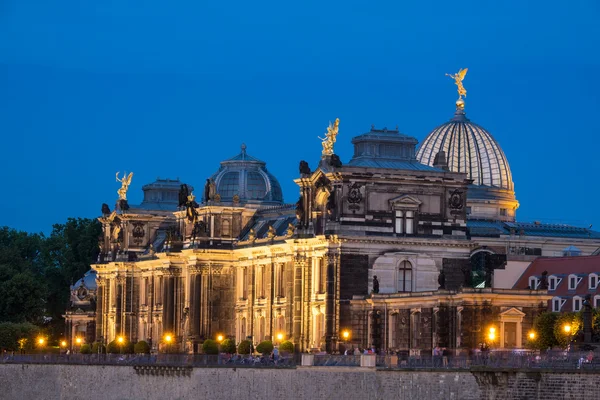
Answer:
[[0, 322, 40, 351], [202, 339, 219, 355], [256, 340, 273, 355], [279, 340, 294, 354], [91, 342, 106, 354], [79, 344, 92, 354], [0, 219, 100, 339], [107, 339, 133, 354], [554, 312, 582, 348], [134, 341, 150, 354], [237, 340, 252, 355], [220, 338, 236, 354], [529, 312, 559, 350]]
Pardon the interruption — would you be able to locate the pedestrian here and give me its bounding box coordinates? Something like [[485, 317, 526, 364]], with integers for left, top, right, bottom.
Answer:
[[354, 347, 361, 356]]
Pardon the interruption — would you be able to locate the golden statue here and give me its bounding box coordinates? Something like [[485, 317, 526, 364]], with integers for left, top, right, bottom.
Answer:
[[319, 118, 340, 156], [116, 172, 133, 201], [446, 68, 468, 101]]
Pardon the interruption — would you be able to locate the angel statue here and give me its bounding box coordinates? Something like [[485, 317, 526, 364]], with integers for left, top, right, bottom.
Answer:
[[116, 172, 134, 201], [446, 68, 468, 100], [319, 118, 340, 156]]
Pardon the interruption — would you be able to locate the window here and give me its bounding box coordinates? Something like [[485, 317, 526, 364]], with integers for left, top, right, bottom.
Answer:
[[395, 210, 416, 235], [410, 312, 421, 348], [242, 268, 248, 300], [595, 296, 600, 308], [573, 296, 582, 312], [314, 258, 326, 294], [548, 276, 562, 291], [276, 264, 285, 298], [568, 274, 582, 290], [590, 274, 598, 290], [466, 206, 472, 215], [529, 277, 540, 290], [398, 261, 412, 292], [500, 208, 507, 216], [222, 219, 231, 238], [552, 297, 565, 312]]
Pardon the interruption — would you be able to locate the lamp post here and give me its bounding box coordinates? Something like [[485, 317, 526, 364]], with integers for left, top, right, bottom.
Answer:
[[276, 333, 284, 345], [563, 324, 572, 350], [164, 334, 173, 354], [117, 336, 125, 354]]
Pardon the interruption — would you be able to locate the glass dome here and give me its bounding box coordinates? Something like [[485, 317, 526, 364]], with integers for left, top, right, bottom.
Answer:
[[208, 144, 284, 205]]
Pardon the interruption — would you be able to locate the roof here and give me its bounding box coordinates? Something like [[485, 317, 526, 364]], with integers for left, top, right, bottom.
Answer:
[[417, 108, 514, 191], [467, 219, 600, 239], [221, 143, 264, 164], [513, 255, 600, 303], [238, 204, 296, 241], [347, 158, 444, 171], [71, 269, 97, 290]]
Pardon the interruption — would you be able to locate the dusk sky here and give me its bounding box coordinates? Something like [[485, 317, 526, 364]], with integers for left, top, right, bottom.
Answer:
[[0, 1, 598, 233]]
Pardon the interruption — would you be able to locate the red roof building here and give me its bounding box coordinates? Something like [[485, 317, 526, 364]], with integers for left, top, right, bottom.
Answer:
[[513, 255, 600, 312]]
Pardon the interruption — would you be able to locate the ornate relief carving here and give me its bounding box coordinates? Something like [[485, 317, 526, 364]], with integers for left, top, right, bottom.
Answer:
[[132, 222, 145, 245], [347, 182, 363, 211]]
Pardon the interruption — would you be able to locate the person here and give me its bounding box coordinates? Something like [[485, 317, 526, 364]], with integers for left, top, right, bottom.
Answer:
[[442, 347, 449, 367], [354, 347, 361, 356], [433, 345, 441, 367], [344, 348, 349, 355], [273, 346, 279, 364]]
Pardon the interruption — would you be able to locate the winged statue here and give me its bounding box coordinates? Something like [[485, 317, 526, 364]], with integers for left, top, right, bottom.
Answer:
[[446, 68, 468, 99], [116, 172, 134, 201], [319, 118, 340, 156]]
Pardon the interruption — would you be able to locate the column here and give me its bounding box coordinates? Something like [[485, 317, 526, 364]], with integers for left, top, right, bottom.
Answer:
[[95, 278, 104, 342], [115, 276, 123, 336], [293, 257, 304, 350], [325, 253, 335, 353]]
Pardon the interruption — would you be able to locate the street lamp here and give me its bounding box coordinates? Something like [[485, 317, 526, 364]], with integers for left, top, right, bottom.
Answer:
[[528, 331, 536, 340], [117, 336, 125, 354], [342, 330, 350, 341], [216, 334, 224, 343], [164, 333, 173, 353], [61, 340, 67, 348], [563, 324, 571, 334], [488, 327, 496, 342], [37, 337, 46, 347]]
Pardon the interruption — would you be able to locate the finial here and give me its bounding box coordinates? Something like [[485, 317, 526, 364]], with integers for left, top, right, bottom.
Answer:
[[446, 68, 468, 110], [241, 143, 247, 154]]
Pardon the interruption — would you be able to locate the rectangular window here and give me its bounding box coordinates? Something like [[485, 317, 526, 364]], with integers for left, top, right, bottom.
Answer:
[[570, 277, 577, 290], [553, 299, 561, 312], [395, 211, 403, 234], [529, 277, 538, 289], [466, 206, 472, 215], [574, 298, 581, 312], [595, 297, 600, 308], [242, 268, 248, 300], [405, 211, 414, 234], [549, 278, 555, 291], [590, 275, 597, 290], [500, 208, 507, 216]]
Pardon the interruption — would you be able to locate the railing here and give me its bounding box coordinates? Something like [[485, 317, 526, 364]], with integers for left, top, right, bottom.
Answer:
[[3, 351, 600, 371], [0, 353, 296, 368], [313, 355, 361, 367], [378, 350, 600, 370]]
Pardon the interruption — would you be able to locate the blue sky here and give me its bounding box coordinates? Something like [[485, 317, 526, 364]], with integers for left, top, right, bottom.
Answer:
[[0, 1, 599, 233]]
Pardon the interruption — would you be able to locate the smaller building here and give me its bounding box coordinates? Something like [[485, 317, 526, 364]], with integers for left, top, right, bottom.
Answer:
[[513, 255, 600, 312], [63, 270, 97, 349]]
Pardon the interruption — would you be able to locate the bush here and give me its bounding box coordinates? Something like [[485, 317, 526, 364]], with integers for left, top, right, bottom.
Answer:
[[256, 340, 273, 355], [91, 342, 106, 354], [107, 339, 133, 354], [237, 340, 252, 355], [202, 339, 219, 355], [134, 340, 150, 354], [220, 338, 236, 354], [279, 341, 294, 354], [0, 322, 40, 351], [79, 344, 92, 354]]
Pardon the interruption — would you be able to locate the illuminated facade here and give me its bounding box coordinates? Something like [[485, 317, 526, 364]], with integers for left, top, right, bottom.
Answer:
[[86, 98, 600, 354]]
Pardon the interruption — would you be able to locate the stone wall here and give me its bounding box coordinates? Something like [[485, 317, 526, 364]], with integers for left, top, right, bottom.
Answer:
[[0, 364, 599, 400]]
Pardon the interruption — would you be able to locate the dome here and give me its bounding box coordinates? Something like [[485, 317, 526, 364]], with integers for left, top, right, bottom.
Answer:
[[417, 106, 518, 221], [417, 109, 514, 191], [71, 269, 97, 291], [208, 144, 283, 205]]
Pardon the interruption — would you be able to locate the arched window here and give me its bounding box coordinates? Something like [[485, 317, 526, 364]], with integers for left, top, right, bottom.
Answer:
[[398, 261, 412, 292]]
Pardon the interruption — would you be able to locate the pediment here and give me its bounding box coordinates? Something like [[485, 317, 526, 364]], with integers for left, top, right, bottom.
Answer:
[[389, 194, 422, 208], [500, 307, 526, 317]]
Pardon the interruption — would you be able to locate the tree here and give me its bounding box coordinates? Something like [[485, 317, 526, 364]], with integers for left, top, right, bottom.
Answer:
[[256, 340, 273, 355], [0, 322, 40, 351], [529, 312, 558, 350], [554, 312, 582, 348], [202, 339, 219, 355], [220, 338, 236, 354], [91, 342, 106, 354], [237, 340, 252, 355]]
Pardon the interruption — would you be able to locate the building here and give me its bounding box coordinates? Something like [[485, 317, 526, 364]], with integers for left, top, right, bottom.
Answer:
[[513, 255, 600, 312], [63, 270, 97, 349], [83, 88, 600, 354]]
